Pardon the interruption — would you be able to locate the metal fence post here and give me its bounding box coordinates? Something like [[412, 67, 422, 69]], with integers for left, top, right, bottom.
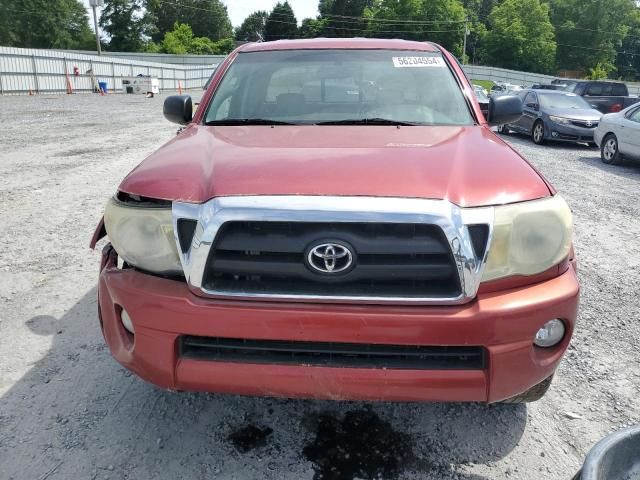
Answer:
[[31, 55, 40, 93], [111, 62, 116, 91]]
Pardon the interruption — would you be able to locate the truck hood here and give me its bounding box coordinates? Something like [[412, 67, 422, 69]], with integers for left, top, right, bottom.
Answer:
[[119, 124, 551, 208]]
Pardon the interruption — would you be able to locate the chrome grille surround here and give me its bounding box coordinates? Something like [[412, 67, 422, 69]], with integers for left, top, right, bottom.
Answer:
[[173, 196, 494, 305]]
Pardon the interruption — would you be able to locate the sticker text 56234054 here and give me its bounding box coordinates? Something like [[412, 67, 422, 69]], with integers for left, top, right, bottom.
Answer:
[[392, 56, 445, 68]]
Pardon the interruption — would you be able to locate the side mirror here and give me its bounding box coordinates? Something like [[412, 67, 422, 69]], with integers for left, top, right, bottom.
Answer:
[[526, 102, 539, 111], [163, 95, 193, 125], [487, 94, 523, 126]]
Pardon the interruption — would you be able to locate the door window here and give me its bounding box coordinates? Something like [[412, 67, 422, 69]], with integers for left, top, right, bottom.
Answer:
[[628, 107, 640, 123], [523, 92, 537, 108]]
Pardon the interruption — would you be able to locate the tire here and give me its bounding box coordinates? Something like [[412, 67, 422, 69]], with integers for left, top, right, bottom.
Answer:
[[501, 375, 554, 403], [532, 120, 545, 145], [601, 133, 623, 165], [497, 124, 509, 135]]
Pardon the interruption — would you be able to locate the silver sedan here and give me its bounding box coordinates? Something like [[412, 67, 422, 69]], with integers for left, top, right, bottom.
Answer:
[[594, 104, 640, 165]]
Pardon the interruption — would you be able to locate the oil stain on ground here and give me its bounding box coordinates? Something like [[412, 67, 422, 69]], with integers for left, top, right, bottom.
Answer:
[[228, 424, 274, 453], [303, 409, 414, 480]]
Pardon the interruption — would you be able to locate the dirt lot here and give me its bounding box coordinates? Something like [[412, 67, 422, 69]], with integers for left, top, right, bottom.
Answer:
[[1, 93, 639, 480]]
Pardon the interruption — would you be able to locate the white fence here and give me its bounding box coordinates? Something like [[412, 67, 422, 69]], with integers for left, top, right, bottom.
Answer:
[[61, 50, 226, 66], [463, 64, 640, 96], [2, 46, 639, 97], [0, 46, 220, 95]]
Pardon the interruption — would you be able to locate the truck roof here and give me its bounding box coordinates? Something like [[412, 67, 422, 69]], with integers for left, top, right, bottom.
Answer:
[[238, 38, 440, 53]]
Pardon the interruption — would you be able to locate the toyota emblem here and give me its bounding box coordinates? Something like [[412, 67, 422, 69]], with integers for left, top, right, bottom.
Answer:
[[306, 242, 354, 274]]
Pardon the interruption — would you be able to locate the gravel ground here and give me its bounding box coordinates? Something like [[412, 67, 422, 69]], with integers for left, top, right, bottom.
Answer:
[[0, 93, 639, 480]]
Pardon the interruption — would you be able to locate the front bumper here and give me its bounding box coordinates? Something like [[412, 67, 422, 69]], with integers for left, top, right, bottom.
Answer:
[[546, 121, 597, 144], [98, 245, 579, 403]]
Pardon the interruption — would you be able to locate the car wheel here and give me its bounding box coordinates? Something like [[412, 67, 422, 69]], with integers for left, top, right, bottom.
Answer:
[[601, 134, 623, 165], [497, 124, 509, 135], [532, 121, 545, 145], [501, 375, 554, 403]]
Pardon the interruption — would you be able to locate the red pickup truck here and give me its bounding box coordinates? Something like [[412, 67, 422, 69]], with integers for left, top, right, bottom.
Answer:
[[91, 38, 579, 403]]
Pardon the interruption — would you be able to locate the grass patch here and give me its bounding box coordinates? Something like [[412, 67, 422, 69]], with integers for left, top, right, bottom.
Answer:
[[471, 79, 494, 91]]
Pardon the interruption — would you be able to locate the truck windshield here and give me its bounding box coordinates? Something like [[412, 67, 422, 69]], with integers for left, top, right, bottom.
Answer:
[[539, 93, 592, 110], [204, 49, 473, 126]]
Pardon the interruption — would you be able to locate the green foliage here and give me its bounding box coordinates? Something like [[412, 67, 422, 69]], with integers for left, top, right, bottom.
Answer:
[[550, 0, 637, 78], [264, 2, 299, 40], [471, 79, 494, 90], [363, 0, 466, 55], [1, 0, 94, 49], [235, 11, 269, 41], [318, 0, 374, 37], [100, 0, 153, 52], [483, 0, 557, 73], [299, 17, 328, 38], [145, 0, 233, 42], [160, 22, 235, 55], [586, 63, 610, 79]]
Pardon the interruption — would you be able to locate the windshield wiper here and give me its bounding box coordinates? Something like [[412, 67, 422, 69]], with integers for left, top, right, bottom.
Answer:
[[205, 118, 296, 126], [315, 118, 419, 126]]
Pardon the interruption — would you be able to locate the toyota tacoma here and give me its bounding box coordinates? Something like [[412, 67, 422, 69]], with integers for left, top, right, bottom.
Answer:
[[91, 39, 579, 403]]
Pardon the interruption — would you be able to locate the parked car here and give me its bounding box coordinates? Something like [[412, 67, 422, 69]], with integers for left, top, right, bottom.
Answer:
[[594, 103, 640, 165], [530, 83, 563, 90], [91, 38, 578, 404], [490, 82, 523, 95], [565, 80, 640, 114], [498, 90, 602, 145], [474, 86, 490, 118], [574, 425, 640, 480], [473, 83, 488, 96]]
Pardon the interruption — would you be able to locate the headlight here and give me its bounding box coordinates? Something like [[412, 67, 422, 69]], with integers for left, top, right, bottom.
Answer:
[[482, 195, 572, 282], [548, 115, 571, 125], [104, 197, 182, 274]]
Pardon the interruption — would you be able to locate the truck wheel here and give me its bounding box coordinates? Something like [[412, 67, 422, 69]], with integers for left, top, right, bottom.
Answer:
[[501, 375, 554, 403], [532, 120, 545, 145], [601, 134, 623, 165]]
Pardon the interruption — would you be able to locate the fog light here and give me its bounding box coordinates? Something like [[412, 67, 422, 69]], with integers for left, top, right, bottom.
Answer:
[[551, 131, 559, 138], [121, 309, 135, 335], [534, 319, 565, 347]]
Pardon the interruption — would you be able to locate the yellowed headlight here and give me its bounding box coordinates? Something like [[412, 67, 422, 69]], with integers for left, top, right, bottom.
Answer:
[[104, 198, 182, 275], [482, 195, 573, 282]]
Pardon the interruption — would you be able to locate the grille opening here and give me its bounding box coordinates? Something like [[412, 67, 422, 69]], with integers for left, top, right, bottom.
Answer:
[[202, 221, 461, 299], [177, 218, 197, 253], [179, 336, 487, 370], [468, 224, 490, 259]]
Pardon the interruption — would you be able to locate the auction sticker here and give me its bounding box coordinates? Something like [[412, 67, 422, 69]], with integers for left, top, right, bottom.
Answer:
[[392, 56, 445, 68]]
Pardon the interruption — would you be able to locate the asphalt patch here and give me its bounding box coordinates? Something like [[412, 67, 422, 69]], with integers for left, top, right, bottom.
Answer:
[[228, 424, 273, 453], [303, 409, 414, 480]]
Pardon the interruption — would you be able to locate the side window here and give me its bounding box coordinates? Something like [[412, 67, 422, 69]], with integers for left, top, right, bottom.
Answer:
[[628, 107, 640, 123], [611, 84, 627, 96], [601, 84, 613, 96], [586, 83, 603, 96], [523, 92, 536, 107]]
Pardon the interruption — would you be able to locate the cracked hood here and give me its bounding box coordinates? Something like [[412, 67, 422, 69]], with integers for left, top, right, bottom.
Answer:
[[119, 124, 551, 208]]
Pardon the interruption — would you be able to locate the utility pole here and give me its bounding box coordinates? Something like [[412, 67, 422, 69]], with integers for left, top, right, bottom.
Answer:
[[89, 0, 104, 55], [462, 18, 469, 65]]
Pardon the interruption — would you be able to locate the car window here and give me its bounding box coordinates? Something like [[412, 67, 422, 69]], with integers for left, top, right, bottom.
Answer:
[[628, 107, 640, 123], [204, 49, 474, 125], [611, 84, 627, 96], [586, 84, 603, 96], [539, 93, 592, 109], [523, 92, 537, 106]]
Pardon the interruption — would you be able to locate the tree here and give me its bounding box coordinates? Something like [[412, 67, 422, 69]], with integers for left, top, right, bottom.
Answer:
[[264, 2, 298, 41], [317, 0, 374, 37], [2, 0, 94, 49], [160, 22, 234, 54], [483, 0, 557, 73], [100, 0, 153, 52], [365, 0, 466, 55], [549, 0, 638, 77], [298, 17, 328, 38], [145, 0, 232, 42], [235, 11, 268, 41]]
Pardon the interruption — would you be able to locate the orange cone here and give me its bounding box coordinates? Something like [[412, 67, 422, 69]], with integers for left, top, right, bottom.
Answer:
[[178, 80, 182, 95], [29, 88, 33, 96]]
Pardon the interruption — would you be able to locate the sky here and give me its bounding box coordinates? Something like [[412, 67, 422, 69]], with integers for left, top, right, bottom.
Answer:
[[82, 1, 320, 28]]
